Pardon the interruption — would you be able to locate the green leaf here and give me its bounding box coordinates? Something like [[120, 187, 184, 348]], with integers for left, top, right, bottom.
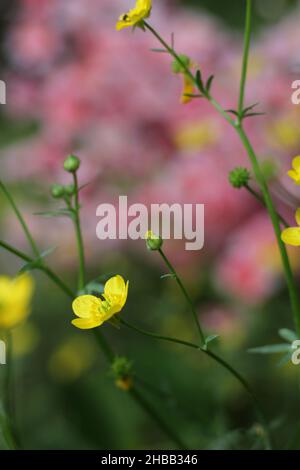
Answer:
[[205, 75, 214, 93], [160, 273, 176, 280], [182, 93, 203, 99], [34, 209, 74, 218], [277, 351, 293, 368], [150, 48, 168, 54], [78, 280, 104, 296], [39, 246, 57, 259], [243, 112, 266, 118], [248, 344, 291, 354], [202, 334, 219, 351], [19, 259, 42, 274], [205, 334, 219, 345], [243, 102, 260, 113], [195, 70, 205, 93], [226, 109, 239, 116], [19, 246, 57, 274], [278, 328, 298, 344]]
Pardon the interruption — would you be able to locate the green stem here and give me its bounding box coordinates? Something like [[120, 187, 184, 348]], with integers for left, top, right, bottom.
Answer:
[[121, 318, 272, 450], [0, 222, 183, 447], [244, 183, 289, 228], [2, 332, 19, 449], [158, 248, 205, 345], [236, 126, 300, 335], [72, 173, 86, 291], [120, 318, 200, 350], [144, 16, 300, 337], [92, 329, 115, 363], [144, 21, 234, 127], [0, 180, 40, 258], [0, 240, 74, 298], [238, 0, 252, 118], [129, 387, 186, 449]]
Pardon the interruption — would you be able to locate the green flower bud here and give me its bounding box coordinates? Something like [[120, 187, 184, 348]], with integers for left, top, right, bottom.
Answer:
[[51, 184, 65, 199], [145, 230, 163, 251], [228, 167, 250, 189], [172, 54, 191, 74], [63, 154, 81, 173], [64, 184, 75, 196], [111, 356, 133, 392], [111, 356, 132, 379]]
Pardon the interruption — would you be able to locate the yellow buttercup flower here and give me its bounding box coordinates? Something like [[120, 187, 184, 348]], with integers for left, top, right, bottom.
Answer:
[[181, 74, 195, 104], [281, 208, 300, 246], [72, 275, 129, 329], [287, 156, 300, 184], [0, 274, 34, 330], [116, 0, 152, 31]]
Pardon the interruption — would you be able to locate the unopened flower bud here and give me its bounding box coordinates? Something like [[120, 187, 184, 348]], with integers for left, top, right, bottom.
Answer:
[[145, 230, 163, 251], [115, 377, 133, 391], [64, 184, 75, 196], [111, 356, 133, 391], [228, 167, 250, 189], [51, 184, 65, 199], [63, 154, 80, 173]]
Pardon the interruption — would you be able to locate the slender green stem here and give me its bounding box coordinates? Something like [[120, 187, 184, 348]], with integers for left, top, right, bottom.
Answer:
[[0, 180, 40, 258], [236, 126, 300, 335], [121, 318, 272, 449], [144, 21, 235, 127], [238, 0, 252, 117], [244, 183, 289, 228], [129, 387, 186, 449], [0, 240, 74, 298], [2, 331, 19, 449], [40, 266, 74, 298], [144, 17, 300, 337], [0, 240, 31, 263], [72, 173, 86, 291], [158, 248, 205, 345], [0, 206, 183, 448], [120, 318, 200, 350], [92, 329, 115, 363]]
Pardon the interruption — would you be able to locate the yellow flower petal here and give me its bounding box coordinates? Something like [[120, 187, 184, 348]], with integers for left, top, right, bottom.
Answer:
[[104, 275, 128, 308], [72, 295, 101, 319], [181, 75, 194, 104], [71, 318, 103, 330], [0, 274, 34, 330], [116, 0, 152, 31], [292, 156, 300, 171], [13, 273, 34, 305], [295, 208, 300, 226], [287, 169, 300, 184], [281, 227, 300, 246]]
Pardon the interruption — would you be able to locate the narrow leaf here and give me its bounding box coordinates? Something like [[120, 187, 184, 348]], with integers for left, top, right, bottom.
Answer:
[[195, 70, 205, 93], [160, 273, 176, 280], [278, 328, 298, 343], [277, 351, 293, 368], [243, 102, 260, 113], [34, 209, 74, 218], [248, 344, 291, 354], [205, 75, 214, 93], [205, 334, 219, 345]]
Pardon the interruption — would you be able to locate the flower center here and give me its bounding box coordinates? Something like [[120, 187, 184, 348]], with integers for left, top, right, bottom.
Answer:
[[98, 300, 111, 316]]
